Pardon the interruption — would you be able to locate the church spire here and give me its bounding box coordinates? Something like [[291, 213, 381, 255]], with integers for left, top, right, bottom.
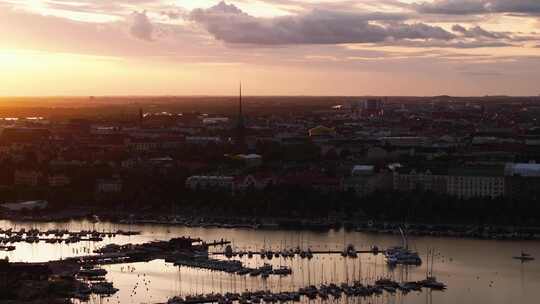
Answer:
[[237, 82, 244, 128], [235, 82, 246, 150], [239, 82, 243, 120]]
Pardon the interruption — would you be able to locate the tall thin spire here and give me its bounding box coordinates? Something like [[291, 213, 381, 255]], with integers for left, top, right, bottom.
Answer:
[[235, 82, 246, 150], [239, 82, 243, 118]]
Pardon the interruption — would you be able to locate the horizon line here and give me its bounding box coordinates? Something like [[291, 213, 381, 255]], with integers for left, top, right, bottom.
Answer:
[[1, 94, 539, 99]]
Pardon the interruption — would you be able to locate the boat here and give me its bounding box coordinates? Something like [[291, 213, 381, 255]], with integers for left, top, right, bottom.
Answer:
[[0, 245, 15, 251], [384, 228, 422, 266], [513, 252, 535, 262], [420, 248, 447, 290], [78, 268, 107, 277], [91, 282, 119, 295], [272, 266, 292, 275], [420, 276, 447, 290], [385, 246, 422, 266]]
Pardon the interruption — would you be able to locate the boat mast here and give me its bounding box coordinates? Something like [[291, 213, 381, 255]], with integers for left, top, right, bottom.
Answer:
[[399, 227, 408, 250]]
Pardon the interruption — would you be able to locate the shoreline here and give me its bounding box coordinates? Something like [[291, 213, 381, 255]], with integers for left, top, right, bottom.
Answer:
[[1, 210, 540, 241]]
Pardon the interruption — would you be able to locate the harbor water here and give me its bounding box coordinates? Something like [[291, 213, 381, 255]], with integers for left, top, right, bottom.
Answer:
[[0, 220, 539, 304]]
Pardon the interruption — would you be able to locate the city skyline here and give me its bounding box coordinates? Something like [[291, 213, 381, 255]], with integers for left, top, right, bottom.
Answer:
[[1, 0, 540, 96]]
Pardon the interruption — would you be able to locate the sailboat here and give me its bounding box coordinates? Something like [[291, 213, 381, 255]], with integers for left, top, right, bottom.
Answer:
[[420, 248, 447, 290], [513, 251, 535, 262]]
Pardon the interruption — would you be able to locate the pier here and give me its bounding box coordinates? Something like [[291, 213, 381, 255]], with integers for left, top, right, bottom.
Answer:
[[212, 249, 383, 256]]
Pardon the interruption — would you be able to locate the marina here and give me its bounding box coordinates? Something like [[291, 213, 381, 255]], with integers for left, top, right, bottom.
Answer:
[[0, 219, 538, 304]]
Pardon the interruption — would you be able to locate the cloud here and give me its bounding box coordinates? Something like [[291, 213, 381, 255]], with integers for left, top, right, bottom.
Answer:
[[189, 1, 455, 45], [162, 10, 183, 20], [385, 39, 512, 49], [451, 24, 509, 39], [130, 11, 153, 41], [415, 0, 540, 15]]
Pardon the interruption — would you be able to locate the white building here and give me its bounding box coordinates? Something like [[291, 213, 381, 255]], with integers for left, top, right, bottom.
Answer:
[[447, 168, 505, 199], [504, 163, 540, 177], [393, 169, 448, 194]]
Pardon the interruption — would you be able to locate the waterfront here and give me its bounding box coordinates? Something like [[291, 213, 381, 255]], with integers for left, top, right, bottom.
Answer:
[[0, 220, 538, 304]]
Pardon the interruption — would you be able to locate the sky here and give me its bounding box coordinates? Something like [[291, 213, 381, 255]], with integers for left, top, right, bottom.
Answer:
[[0, 0, 539, 97]]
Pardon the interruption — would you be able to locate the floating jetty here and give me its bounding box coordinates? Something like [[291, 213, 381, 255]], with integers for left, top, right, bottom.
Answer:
[[67, 237, 233, 267], [215, 245, 383, 260], [174, 258, 292, 277]]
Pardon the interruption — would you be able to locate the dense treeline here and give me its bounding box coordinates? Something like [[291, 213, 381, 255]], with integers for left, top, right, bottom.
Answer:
[[2, 161, 540, 226], [104, 183, 540, 226]]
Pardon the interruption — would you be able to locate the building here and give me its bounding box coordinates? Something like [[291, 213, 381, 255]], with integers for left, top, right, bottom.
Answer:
[[379, 137, 428, 147], [96, 178, 123, 193], [362, 99, 384, 117], [203, 117, 230, 125], [233, 174, 277, 192], [393, 168, 448, 194], [127, 139, 160, 152], [447, 167, 505, 199], [48, 174, 71, 187], [0, 128, 51, 148], [1, 200, 48, 211], [504, 163, 540, 177], [344, 166, 392, 197], [351, 165, 375, 177], [185, 176, 234, 191], [185, 136, 221, 145], [280, 171, 342, 193], [14, 170, 43, 187], [230, 154, 263, 167], [504, 163, 540, 199], [308, 125, 336, 138]]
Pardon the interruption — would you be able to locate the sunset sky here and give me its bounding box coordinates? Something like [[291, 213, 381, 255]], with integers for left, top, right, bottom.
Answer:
[[1, 0, 539, 96]]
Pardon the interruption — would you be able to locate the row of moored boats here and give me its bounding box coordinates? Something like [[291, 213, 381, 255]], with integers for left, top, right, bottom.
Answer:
[[167, 279, 446, 304]]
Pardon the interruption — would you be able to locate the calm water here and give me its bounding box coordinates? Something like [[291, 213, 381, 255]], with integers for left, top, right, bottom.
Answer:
[[0, 220, 539, 304]]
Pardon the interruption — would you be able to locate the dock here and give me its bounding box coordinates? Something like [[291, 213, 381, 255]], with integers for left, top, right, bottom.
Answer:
[[211, 249, 383, 257]]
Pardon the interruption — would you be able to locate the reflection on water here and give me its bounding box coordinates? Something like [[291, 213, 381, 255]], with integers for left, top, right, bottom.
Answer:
[[0, 220, 539, 304]]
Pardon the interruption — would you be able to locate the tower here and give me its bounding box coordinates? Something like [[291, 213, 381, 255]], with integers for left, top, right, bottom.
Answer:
[[235, 83, 246, 150]]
